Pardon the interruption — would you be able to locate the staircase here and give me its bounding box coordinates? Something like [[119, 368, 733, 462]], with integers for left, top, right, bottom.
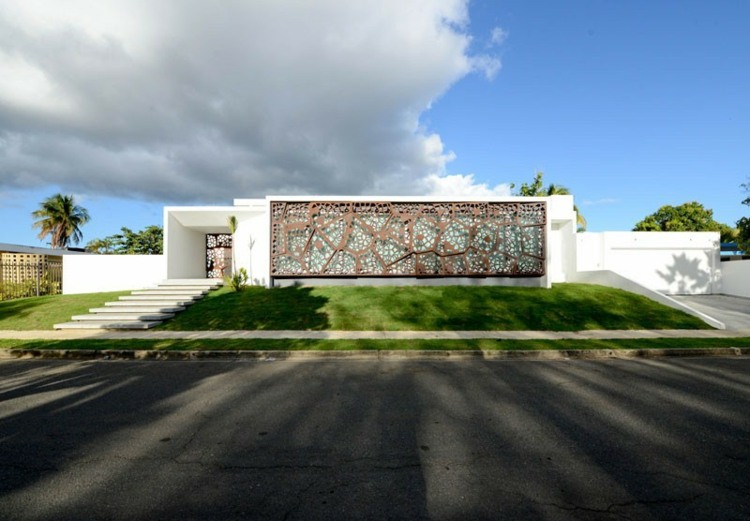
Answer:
[[54, 279, 223, 330]]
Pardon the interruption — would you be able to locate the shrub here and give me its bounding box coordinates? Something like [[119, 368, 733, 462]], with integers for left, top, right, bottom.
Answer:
[[228, 267, 249, 292]]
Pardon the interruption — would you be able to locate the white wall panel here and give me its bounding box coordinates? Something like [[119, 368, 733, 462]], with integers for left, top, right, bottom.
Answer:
[[63, 255, 165, 294]]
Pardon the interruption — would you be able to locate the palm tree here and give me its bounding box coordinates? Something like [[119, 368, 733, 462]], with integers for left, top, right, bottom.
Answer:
[[543, 183, 587, 232], [517, 172, 587, 231], [32, 194, 90, 248]]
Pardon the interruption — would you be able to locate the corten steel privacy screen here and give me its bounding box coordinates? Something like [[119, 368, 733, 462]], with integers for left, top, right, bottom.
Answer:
[[270, 201, 546, 277]]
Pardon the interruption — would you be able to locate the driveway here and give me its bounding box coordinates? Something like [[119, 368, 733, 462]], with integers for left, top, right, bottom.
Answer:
[[672, 294, 750, 331], [1, 358, 749, 520]]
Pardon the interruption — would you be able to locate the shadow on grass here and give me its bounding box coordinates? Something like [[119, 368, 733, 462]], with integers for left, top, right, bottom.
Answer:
[[160, 286, 331, 331], [0, 297, 47, 324], [0, 292, 131, 331], [161, 283, 710, 332], [345, 285, 710, 331]]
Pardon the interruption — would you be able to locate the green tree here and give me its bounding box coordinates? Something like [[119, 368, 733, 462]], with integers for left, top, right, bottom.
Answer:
[[517, 171, 545, 197], [738, 179, 750, 252], [114, 226, 163, 254], [87, 225, 163, 254], [515, 172, 587, 231], [737, 217, 750, 252], [85, 237, 117, 254], [718, 223, 739, 244], [633, 201, 723, 233], [31, 193, 90, 248]]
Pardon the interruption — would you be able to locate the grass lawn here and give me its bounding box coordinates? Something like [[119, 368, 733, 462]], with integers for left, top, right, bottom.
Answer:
[[0, 291, 129, 330], [159, 283, 712, 331], [1, 337, 749, 352]]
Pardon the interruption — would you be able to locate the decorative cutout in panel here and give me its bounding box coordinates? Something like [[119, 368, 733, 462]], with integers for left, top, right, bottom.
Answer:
[[270, 201, 546, 277], [206, 234, 232, 278]]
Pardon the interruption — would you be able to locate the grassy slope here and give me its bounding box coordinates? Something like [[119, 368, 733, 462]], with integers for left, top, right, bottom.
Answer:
[[160, 283, 711, 331], [0, 291, 129, 330]]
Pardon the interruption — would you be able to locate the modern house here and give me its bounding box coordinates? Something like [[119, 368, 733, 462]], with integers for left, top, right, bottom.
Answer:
[[159, 195, 725, 292], [59, 194, 749, 309]]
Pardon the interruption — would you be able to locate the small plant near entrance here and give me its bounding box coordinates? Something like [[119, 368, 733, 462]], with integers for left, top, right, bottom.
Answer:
[[228, 267, 249, 291]]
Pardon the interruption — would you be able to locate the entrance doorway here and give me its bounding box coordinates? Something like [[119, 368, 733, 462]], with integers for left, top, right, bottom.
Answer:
[[206, 234, 232, 278]]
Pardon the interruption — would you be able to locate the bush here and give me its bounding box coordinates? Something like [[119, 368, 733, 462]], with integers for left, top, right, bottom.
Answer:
[[0, 276, 61, 300], [737, 216, 750, 253]]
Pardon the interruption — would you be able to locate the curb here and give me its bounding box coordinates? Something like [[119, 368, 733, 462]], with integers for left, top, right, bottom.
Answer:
[[2, 347, 749, 361]]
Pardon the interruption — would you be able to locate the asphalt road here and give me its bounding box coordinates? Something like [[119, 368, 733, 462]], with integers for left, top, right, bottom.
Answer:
[[1, 358, 749, 521]]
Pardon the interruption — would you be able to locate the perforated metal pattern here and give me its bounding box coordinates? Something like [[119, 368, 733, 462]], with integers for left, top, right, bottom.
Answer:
[[270, 201, 546, 277]]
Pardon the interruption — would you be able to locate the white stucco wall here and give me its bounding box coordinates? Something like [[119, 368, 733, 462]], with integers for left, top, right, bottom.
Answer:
[[721, 259, 750, 298], [165, 212, 206, 279], [542, 195, 577, 284], [63, 254, 166, 294], [232, 205, 271, 286], [576, 232, 721, 294]]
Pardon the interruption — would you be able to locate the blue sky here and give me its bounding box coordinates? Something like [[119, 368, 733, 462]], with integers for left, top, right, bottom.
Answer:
[[1, 0, 748, 247], [438, 0, 749, 230]]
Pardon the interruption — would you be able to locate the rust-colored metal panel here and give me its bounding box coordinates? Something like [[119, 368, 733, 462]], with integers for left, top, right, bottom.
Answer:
[[270, 201, 546, 277]]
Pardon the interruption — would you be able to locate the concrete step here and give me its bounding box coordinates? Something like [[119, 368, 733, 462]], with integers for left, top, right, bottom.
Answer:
[[161, 279, 224, 287], [55, 279, 222, 330], [131, 289, 208, 296], [119, 295, 200, 303], [54, 321, 163, 330], [72, 313, 175, 321], [106, 300, 195, 307], [90, 306, 185, 313], [154, 285, 219, 292]]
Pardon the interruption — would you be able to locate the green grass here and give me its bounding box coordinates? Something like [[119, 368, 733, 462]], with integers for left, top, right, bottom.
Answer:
[[0, 283, 714, 332], [1, 337, 749, 352], [159, 283, 711, 331], [0, 291, 129, 330]]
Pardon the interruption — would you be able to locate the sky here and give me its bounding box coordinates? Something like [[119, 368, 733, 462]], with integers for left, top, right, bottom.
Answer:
[[0, 0, 748, 247]]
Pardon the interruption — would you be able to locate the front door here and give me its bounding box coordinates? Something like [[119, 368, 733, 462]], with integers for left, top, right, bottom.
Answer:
[[206, 234, 232, 278]]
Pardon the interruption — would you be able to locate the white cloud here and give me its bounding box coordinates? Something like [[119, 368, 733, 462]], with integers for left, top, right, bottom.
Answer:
[[490, 27, 509, 46], [0, 0, 502, 203], [471, 55, 502, 80], [421, 173, 513, 197]]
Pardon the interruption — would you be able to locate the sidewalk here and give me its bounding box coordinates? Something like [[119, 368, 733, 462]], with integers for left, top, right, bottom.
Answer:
[[3, 328, 749, 362], [1, 328, 750, 340]]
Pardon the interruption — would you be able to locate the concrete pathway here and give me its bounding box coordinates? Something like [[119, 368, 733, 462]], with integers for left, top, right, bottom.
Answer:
[[672, 294, 750, 331], [1, 327, 749, 340]]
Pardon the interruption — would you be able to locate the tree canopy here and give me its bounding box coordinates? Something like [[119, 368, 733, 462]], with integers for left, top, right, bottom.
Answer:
[[633, 201, 736, 242], [31, 193, 90, 248], [515, 172, 587, 231], [86, 225, 163, 255], [738, 178, 750, 252]]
